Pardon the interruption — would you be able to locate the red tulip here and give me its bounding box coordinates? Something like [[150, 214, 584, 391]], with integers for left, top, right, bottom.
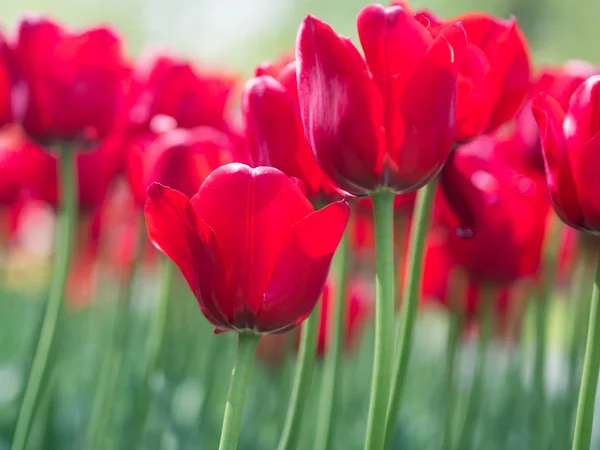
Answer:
[[532, 76, 600, 233], [3, 17, 130, 146], [0, 127, 25, 205], [145, 163, 350, 334], [408, 7, 531, 142], [242, 63, 337, 201], [22, 134, 123, 210], [126, 126, 235, 207], [438, 135, 549, 284], [0, 33, 11, 129], [296, 6, 466, 195], [495, 61, 599, 174], [315, 278, 373, 355], [127, 51, 236, 134]]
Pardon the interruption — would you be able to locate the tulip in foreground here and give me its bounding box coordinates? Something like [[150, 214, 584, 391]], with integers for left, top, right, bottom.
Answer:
[[145, 163, 348, 450], [533, 75, 600, 450], [145, 163, 349, 333]]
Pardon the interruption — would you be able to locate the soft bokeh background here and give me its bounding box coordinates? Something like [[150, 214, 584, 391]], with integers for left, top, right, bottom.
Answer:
[[0, 0, 599, 449]]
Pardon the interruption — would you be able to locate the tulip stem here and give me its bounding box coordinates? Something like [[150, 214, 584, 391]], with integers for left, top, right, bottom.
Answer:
[[218, 332, 261, 450], [531, 213, 561, 450], [571, 248, 600, 450], [85, 216, 146, 450], [277, 305, 320, 450], [314, 232, 349, 450], [443, 307, 462, 450], [385, 179, 437, 446], [134, 255, 175, 441], [455, 286, 494, 450], [11, 148, 78, 450], [364, 189, 395, 450]]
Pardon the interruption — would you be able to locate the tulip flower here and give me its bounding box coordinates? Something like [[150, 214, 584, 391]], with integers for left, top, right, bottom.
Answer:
[[126, 126, 235, 207], [0, 127, 25, 206], [145, 163, 349, 333], [533, 75, 600, 450], [0, 33, 11, 129], [495, 60, 599, 174], [3, 16, 129, 146], [127, 51, 237, 134], [439, 135, 549, 284], [22, 135, 123, 211], [296, 6, 466, 196], [532, 75, 600, 233], [243, 63, 338, 201], [424, 11, 531, 142]]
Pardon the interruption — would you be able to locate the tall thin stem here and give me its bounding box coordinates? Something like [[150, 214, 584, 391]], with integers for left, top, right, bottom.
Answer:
[[571, 249, 600, 450], [385, 180, 437, 446], [85, 216, 146, 450], [531, 214, 561, 450], [364, 189, 395, 450], [218, 332, 261, 450], [314, 233, 349, 450], [443, 307, 462, 450], [11, 148, 78, 450], [277, 306, 320, 450], [455, 286, 495, 450]]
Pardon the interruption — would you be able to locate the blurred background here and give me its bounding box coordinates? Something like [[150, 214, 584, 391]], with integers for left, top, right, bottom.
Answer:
[[0, 0, 599, 449]]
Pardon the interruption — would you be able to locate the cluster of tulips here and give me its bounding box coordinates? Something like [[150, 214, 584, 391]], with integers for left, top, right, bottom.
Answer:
[[1, 1, 600, 449]]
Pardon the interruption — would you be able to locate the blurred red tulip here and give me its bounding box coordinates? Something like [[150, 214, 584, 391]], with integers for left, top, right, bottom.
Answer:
[[126, 126, 235, 207], [22, 134, 123, 211], [495, 61, 599, 173], [438, 135, 549, 285], [127, 51, 237, 134], [296, 6, 466, 195], [315, 278, 373, 356], [0, 33, 11, 128], [532, 76, 600, 233], [145, 163, 350, 334], [242, 64, 338, 201], [0, 127, 25, 205], [3, 16, 130, 146]]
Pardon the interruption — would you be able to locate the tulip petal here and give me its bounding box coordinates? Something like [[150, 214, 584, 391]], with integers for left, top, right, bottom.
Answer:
[[242, 76, 322, 195], [296, 15, 385, 195], [191, 163, 313, 327], [532, 93, 584, 229], [565, 75, 600, 163], [255, 200, 350, 332], [145, 183, 231, 329], [389, 23, 466, 192], [575, 133, 600, 231]]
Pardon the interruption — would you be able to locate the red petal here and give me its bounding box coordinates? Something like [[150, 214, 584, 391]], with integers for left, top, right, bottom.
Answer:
[[144, 183, 230, 329], [357, 4, 433, 171], [190, 163, 314, 328], [296, 15, 385, 195], [255, 200, 350, 332], [388, 23, 466, 192], [532, 93, 584, 229], [575, 133, 600, 231], [243, 75, 322, 195]]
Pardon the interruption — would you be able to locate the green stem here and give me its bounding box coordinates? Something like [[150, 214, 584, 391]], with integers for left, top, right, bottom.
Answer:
[[314, 232, 349, 450], [11, 149, 78, 450], [455, 286, 495, 450], [277, 306, 320, 450], [385, 180, 437, 446], [134, 255, 175, 441], [85, 216, 146, 450], [531, 214, 562, 450], [364, 189, 395, 450], [443, 307, 462, 450], [218, 332, 261, 450], [571, 249, 600, 450]]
